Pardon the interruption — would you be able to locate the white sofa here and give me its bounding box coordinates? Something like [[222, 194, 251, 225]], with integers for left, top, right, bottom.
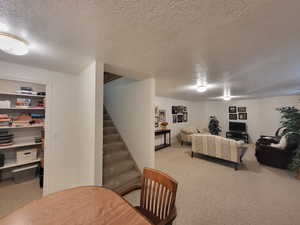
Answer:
[[192, 134, 247, 170], [179, 127, 209, 145]]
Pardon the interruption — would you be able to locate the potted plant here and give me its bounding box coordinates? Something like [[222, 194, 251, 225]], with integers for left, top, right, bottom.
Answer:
[[289, 150, 300, 179], [208, 116, 221, 135], [277, 106, 300, 179]]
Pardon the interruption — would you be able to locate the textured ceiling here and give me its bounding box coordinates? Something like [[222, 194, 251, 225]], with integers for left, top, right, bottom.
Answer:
[[0, 0, 300, 100]]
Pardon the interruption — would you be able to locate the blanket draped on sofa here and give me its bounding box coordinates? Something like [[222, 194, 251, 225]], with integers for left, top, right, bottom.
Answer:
[[192, 134, 246, 166]]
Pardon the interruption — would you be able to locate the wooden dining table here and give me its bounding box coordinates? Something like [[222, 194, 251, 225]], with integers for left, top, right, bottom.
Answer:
[[0, 186, 153, 225]]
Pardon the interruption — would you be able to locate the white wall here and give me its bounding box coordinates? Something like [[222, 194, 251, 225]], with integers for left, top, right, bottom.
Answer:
[[94, 62, 104, 186], [155, 94, 300, 144], [204, 95, 300, 142], [154, 97, 207, 143], [104, 78, 155, 170], [76, 61, 103, 186], [0, 60, 104, 195]]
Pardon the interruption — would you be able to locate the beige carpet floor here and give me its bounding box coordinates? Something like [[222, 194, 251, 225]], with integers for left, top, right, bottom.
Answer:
[[124, 144, 300, 225], [1, 145, 300, 225], [0, 179, 42, 218]]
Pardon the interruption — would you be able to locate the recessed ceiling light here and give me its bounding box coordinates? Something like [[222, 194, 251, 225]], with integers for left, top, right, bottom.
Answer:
[[0, 32, 29, 55], [223, 96, 232, 101], [197, 85, 207, 93]]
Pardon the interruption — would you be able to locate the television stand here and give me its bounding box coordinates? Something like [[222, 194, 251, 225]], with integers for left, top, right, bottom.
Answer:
[[226, 131, 249, 143]]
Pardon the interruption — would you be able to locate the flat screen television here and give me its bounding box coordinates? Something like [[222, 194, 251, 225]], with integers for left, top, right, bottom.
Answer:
[[229, 122, 246, 132]]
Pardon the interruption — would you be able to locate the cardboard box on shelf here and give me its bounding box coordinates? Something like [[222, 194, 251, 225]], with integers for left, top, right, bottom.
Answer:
[[0, 100, 11, 108], [16, 148, 38, 163]]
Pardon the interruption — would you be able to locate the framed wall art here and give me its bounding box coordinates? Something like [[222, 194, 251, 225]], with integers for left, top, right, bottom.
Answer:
[[229, 106, 237, 113], [229, 113, 237, 120], [173, 115, 177, 123], [177, 114, 183, 123], [238, 107, 247, 113], [183, 112, 188, 122], [238, 113, 247, 120], [159, 110, 166, 122], [172, 105, 188, 123], [172, 106, 178, 114]]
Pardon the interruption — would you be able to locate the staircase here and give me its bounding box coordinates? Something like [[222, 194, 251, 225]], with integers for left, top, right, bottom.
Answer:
[[103, 108, 141, 195]]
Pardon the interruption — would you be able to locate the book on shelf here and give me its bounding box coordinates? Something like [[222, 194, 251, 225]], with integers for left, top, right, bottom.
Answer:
[[12, 122, 44, 128], [0, 121, 10, 127], [13, 120, 30, 125], [15, 106, 30, 109], [16, 89, 37, 95], [0, 119, 10, 122], [20, 87, 33, 92], [0, 134, 13, 140], [31, 113, 45, 119], [16, 113, 32, 121], [14, 90, 46, 97], [0, 114, 9, 119], [0, 142, 13, 147], [30, 107, 45, 109], [16, 98, 32, 108], [37, 92, 46, 96], [0, 139, 13, 144], [0, 130, 14, 145]]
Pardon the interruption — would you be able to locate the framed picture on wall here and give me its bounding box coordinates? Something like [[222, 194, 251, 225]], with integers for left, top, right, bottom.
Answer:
[[173, 115, 177, 123], [183, 112, 188, 122], [154, 106, 159, 128], [229, 106, 237, 113], [177, 114, 183, 123], [177, 106, 184, 114], [238, 107, 247, 113], [155, 116, 159, 127], [238, 113, 247, 120], [159, 110, 166, 122], [172, 106, 178, 114], [229, 113, 237, 120]]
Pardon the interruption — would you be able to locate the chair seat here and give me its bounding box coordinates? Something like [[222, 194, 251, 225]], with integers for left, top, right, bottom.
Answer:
[[135, 206, 161, 225]]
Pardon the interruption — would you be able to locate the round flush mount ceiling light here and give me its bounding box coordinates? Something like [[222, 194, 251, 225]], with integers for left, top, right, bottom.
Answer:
[[197, 85, 207, 93], [0, 32, 29, 55], [223, 95, 232, 101], [0, 23, 9, 32]]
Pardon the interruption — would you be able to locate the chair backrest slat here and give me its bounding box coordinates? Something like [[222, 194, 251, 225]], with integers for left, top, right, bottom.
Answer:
[[140, 168, 178, 220], [158, 186, 166, 219]]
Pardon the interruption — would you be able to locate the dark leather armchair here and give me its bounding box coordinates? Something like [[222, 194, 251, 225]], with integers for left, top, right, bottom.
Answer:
[[255, 136, 298, 169], [259, 127, 285, 144]]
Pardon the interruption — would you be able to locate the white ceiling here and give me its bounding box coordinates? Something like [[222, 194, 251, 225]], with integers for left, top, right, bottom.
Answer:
[[0, 0, 300, 101]]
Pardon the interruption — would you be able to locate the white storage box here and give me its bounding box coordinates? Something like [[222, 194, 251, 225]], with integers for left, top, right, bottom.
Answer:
[[16, 148, 37, 163], [0, 100, 11, 108], [12, 164, 38, 183]]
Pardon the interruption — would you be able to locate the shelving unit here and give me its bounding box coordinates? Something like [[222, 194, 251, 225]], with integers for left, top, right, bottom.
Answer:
[[0, 142, 42, 150], [0, 107, 45, 110], [0, 158, 41, 170], [0, 92, 45, 98], [0, 124, 44, 129], [0, 79, 46, 185]]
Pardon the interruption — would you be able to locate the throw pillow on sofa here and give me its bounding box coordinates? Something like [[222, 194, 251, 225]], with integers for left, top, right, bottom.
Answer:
[[197, 128, 209, 134], [181, 127, 198, 135], [270, 135, 287, 150]]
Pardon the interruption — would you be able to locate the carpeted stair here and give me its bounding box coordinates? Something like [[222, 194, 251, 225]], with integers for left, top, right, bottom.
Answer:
[[103, 108, 141, 195]]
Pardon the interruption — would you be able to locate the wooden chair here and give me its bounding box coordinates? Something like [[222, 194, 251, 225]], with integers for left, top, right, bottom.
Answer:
[[135, 168, 178, 225]]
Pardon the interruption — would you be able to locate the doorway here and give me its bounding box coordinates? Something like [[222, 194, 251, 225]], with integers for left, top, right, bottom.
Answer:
[[0, 79, 46, 217]]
